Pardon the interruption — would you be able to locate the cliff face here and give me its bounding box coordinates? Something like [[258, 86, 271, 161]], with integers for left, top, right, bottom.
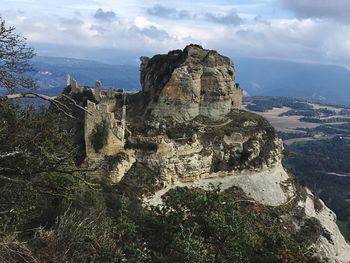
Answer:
[[140, 44, 243, 121], [111, 115, 350, 262], [76, 45, 350, 262], [118, 123, 350, 262], [126, 110, 283, 183]]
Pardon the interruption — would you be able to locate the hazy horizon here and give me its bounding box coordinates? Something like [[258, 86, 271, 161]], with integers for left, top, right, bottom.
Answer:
[[33, 45, 350, 72], [2, 0, 350, 68]]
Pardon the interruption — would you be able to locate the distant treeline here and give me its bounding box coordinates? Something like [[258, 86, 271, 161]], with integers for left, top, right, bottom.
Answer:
[[285, 137, 350, 223], [301, 117, 350, 123], [245, 96, 350, 113], [245, 97, 312, 112]]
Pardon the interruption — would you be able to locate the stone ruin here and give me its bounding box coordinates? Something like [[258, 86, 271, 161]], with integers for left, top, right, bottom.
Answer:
[[66, 76, 126, 159], [66, 44, 243, 159]]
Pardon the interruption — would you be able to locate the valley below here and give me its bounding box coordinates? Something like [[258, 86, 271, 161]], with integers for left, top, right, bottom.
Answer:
[[2, 0, 350, 260], [243, 105, 321, 133], [245, 96, 350, 241]]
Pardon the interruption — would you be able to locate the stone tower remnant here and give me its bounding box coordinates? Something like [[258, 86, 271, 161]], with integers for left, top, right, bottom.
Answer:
[[84, 100, 125, 159], [65, 77, 126, 159]]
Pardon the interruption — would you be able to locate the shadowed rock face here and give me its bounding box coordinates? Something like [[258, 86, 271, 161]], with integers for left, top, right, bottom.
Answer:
[[140, 44, 243, 121]]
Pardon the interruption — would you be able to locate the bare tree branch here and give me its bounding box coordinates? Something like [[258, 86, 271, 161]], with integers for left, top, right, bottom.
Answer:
[[0, 92, 92, 118], [0, 174, 25, 185], [0, 170, 98, 189], [60, 94, 92, 114]]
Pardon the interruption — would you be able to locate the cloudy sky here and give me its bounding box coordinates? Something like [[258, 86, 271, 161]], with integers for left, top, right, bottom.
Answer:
[[2, 0, 350, 67]]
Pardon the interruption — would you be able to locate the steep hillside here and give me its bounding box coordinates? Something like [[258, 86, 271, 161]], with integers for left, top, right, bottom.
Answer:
[[74, 45, 350, 262], [242, 96, 350, 241]]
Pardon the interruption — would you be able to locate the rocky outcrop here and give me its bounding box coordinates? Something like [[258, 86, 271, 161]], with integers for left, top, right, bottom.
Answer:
[[72, 45, 350, 262], [301, 189, 350, 262], [140, 44, 243, 121], [144, 164, 350, 263], [122, 109, 284, 184], [117, 107, 350, 261]]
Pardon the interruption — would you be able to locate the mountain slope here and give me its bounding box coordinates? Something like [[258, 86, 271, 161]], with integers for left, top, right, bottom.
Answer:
[[235, 58, 350, 105], [72, 45, 350, 262], [32, 56, 140, 95]]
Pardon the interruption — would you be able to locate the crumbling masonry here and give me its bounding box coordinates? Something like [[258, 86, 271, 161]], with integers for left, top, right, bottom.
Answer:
[[67, 75, 126, 159]]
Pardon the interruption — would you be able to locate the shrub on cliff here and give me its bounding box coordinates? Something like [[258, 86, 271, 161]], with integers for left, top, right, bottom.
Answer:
[[0, 103, 329, 263], [91, 120, 109, 152], [138, 186, 326, 263]]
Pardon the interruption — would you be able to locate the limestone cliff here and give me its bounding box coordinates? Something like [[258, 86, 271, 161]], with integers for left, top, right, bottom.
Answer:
[[139, 44, 243, 121], [118, 114, 350, 262], [68, 45, 350, 262]]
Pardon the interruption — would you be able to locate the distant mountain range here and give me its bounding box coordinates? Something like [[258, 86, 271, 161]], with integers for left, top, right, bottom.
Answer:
[[235, 58, 350, 106], [32, 56, 350, 105], [32, 56, 140, 96]]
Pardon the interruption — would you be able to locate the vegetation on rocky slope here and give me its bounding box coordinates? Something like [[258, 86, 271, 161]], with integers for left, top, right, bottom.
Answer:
[[246, 96, 350, 241], [0, 103, 329, 262], [285, 138, 350, 240], [91, 120, 109, 152]]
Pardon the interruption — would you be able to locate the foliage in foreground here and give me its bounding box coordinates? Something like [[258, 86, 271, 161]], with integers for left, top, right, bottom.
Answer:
[[0, 103, 328, 263], [0, 102, 91, 230]]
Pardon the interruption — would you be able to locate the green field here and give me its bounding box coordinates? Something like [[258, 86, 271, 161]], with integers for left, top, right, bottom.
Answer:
[[246, 97, 350, 241]]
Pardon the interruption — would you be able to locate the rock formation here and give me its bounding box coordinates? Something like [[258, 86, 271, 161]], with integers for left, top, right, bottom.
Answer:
[[140, 44, 243, 121], [66, 44, 350, 262]]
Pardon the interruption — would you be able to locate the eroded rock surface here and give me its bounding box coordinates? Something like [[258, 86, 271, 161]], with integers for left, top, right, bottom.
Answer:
[[140, 44, 243, 121], [72, 44, 350, 263]]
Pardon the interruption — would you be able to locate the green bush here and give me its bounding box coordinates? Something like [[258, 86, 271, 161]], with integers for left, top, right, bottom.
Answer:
[[0, 103, 86, 230], [91, 120, 109, 152]]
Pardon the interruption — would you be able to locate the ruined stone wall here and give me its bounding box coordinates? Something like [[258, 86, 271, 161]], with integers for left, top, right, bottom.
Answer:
[[65, 76, 126, 159], [85, 100, 124, 159]]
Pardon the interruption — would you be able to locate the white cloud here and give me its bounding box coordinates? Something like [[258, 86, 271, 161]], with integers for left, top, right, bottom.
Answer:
[[212, 18, 350, 67], [134, 17, 157, 29], [281, 0, 350, 24], [1, 0, 350, 68]]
